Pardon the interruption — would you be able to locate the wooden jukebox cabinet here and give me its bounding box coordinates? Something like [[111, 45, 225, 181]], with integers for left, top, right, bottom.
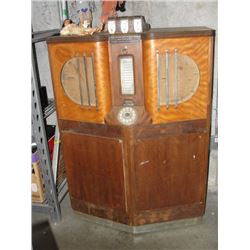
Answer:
[[47, 21, 215, 226]]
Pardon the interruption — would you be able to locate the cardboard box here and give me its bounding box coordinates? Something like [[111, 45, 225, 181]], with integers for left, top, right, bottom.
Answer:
[[32, 152, 45, 203]]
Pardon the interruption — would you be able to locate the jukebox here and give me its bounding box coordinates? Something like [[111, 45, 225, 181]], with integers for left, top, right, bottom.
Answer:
[[47, 16, 215, 226]]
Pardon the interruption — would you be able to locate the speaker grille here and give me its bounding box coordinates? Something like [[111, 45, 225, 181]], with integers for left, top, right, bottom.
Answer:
[[156, 50, 200, 109], [61, 54, 98, 109]]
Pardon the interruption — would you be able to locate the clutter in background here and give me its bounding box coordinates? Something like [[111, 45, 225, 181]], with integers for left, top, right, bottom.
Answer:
[[60, 1, 126, 36]]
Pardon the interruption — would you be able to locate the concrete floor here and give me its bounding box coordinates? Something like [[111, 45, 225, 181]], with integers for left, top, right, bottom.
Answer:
[[32, 189, 217, 250]]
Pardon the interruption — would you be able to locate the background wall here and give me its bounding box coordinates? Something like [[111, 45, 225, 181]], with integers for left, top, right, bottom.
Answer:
[[32, 0, 218, 188]]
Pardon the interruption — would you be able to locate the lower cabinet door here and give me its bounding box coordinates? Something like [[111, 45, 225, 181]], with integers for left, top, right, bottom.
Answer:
[[134, 132, 208, 211], [61, 132, 127, 213]]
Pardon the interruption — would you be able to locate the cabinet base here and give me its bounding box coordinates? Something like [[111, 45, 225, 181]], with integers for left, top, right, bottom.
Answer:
[[72, 208, 203, 234], [70, 196, 205, 227]]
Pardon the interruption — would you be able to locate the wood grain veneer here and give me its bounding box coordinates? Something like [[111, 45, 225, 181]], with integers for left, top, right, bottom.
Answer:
[[57, 119, 209, 225], [143, 36, 213, 123], [48, 41, 112, 123], [47, 27, 215, 226]]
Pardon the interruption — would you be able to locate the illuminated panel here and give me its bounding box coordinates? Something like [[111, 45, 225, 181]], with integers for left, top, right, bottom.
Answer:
[[119, 56, 135, 95]]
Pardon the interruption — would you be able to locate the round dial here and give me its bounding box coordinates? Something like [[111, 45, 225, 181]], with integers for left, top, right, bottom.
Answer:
[[117, 107, 138, 126]]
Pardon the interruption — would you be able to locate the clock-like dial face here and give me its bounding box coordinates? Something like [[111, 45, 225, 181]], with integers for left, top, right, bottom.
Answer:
[[120, 19, 129, 33], [117, 107, 138, 125], [108, 20, 116, 34], [133, 18, 142, 33]]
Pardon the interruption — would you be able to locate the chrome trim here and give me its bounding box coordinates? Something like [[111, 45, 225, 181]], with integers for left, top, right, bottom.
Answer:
[[174, 48, 178, 107], [156, 49, 160, 111], [83, 53, 91, 109], [76, 56, 84, 106], [91, 53, 98, 110], [165, 50, 169, 109]]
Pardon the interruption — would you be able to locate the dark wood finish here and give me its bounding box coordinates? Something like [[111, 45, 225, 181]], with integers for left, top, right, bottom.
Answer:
[[134, 202, 205, 225], [105, 106, 151, 126], [59, 119, 123, 138], [61, 132, 127, 211], [132, 119, 207, 139], [58, 120, 209, 225], [142, 27, 215, 39], [202, 34, 215, 208], [134, 132, 206, 211], [47, 32, 109, 43], [59, 119, 206, 139], [70, 196, 129, 224], [47, 27, 215, 226], [106, 34, 151, 126]]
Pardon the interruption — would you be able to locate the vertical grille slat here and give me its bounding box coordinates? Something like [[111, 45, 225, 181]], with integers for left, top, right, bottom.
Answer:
[[91, 53, 98, 110], [156, 49, 160, 111], [76, 56, 84, 106], [174, 48, 178, 107], [156, 49, 200, 109], [165, 50, 169, 109], [61, 54, 98, 109], [83, 53, 91, 109]]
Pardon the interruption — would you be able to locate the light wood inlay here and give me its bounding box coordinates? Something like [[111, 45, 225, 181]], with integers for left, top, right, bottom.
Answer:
[[48, 41, 112, 124], [143, 36, 212, 124]]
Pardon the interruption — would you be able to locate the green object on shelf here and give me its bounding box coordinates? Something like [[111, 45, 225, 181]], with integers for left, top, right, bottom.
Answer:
[[63, 8, 68, 19]]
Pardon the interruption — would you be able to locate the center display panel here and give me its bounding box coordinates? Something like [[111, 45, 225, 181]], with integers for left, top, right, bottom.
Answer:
[[47, 24, 215, 226]]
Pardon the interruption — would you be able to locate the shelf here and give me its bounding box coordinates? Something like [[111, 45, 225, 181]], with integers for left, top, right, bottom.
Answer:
[[32, 29, 60, 43], [32, 202, 52, 214], [32, 177, 68, 214], [32, 27, 67, 224], [44, 99, 56, 119]]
